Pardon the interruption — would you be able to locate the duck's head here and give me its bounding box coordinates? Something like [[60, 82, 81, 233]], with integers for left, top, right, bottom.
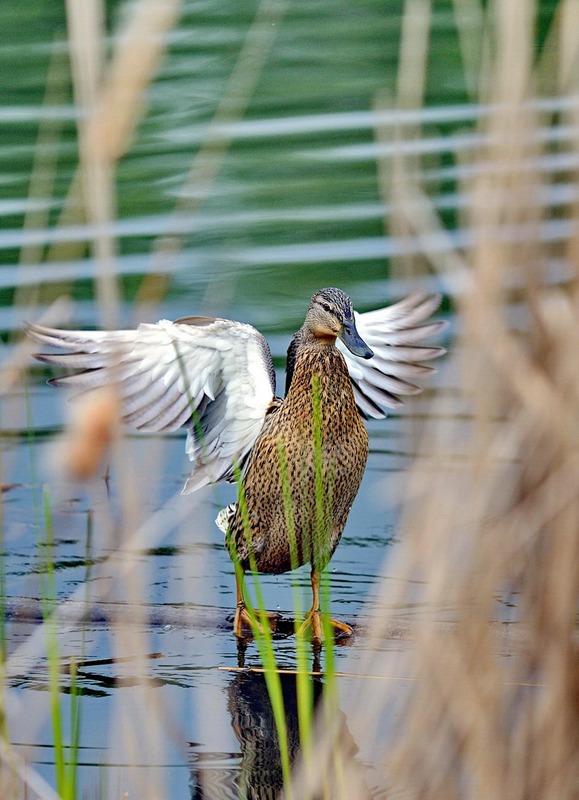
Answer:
[[305, 287, 373, 359]]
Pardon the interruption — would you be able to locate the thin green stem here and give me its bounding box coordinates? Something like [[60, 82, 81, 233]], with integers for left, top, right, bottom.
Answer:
[[232, 466, 294, 798], [40, 487, 65, 795], [278, 439, 313, 756], [312, 373, 339, 738], [65, 509, 93, 799], [39, 487, 83, 800]]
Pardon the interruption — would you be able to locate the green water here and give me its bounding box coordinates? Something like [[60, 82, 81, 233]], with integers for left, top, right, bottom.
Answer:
[[0, 1, 474, 315]]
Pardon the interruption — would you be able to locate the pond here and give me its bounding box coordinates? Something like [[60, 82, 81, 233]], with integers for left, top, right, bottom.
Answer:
[[0, 1, 569, 798]]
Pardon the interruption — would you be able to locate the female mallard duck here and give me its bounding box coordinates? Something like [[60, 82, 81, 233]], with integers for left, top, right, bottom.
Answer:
[[28, 288, 445, 640]]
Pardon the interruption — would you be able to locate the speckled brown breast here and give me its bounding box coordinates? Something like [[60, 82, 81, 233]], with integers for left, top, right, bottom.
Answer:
[[227, 344, 368, 574]]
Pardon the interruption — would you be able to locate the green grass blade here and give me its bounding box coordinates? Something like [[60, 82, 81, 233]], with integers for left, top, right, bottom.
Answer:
[[231, 467, 294, 798], [41, 487, 66, 795]]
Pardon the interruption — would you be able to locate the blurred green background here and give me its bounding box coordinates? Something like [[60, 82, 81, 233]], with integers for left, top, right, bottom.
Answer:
[[0, 0, 560, 330]]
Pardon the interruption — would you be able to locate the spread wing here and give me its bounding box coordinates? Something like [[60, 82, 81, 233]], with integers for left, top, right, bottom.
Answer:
[[337, 294, 446, 419], [27, 317, 276, 493]]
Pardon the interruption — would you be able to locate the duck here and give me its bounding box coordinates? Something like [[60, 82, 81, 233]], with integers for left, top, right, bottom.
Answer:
[[27, 288, 445, 640]]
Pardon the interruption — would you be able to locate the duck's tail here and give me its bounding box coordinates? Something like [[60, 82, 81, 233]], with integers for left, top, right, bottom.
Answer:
[[215, 502, 236, 533]]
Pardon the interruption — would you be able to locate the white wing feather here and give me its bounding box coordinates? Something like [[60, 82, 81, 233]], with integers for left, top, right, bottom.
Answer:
[[337, 294, 446, 419], [27, 318, 275, 492]]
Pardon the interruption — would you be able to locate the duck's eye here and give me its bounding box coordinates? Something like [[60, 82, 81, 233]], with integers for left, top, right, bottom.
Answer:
[[321, 302, 332, 313]]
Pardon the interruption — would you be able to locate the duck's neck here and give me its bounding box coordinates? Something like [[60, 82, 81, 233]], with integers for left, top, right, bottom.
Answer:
[[284, 326, 338, 395]]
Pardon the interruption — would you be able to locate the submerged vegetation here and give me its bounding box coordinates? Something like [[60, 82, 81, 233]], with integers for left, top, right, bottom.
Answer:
[[1, 0, 578, 798]]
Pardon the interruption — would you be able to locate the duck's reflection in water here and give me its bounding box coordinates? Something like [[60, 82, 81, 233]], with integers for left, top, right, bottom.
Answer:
[[189, 656, 363, 799]]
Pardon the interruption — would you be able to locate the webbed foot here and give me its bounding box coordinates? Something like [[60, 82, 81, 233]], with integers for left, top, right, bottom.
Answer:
[[233, 602, 279, 638], [296, 608, 353, 641]]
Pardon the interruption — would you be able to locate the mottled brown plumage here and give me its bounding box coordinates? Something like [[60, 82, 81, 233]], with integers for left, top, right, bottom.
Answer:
[[228, 344, 368, 577]]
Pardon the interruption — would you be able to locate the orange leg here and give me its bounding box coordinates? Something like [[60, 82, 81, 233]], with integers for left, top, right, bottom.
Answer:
[[233, 567, 278, 638], [233, 567, 252, 637], [297, 568, 354, 641]]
